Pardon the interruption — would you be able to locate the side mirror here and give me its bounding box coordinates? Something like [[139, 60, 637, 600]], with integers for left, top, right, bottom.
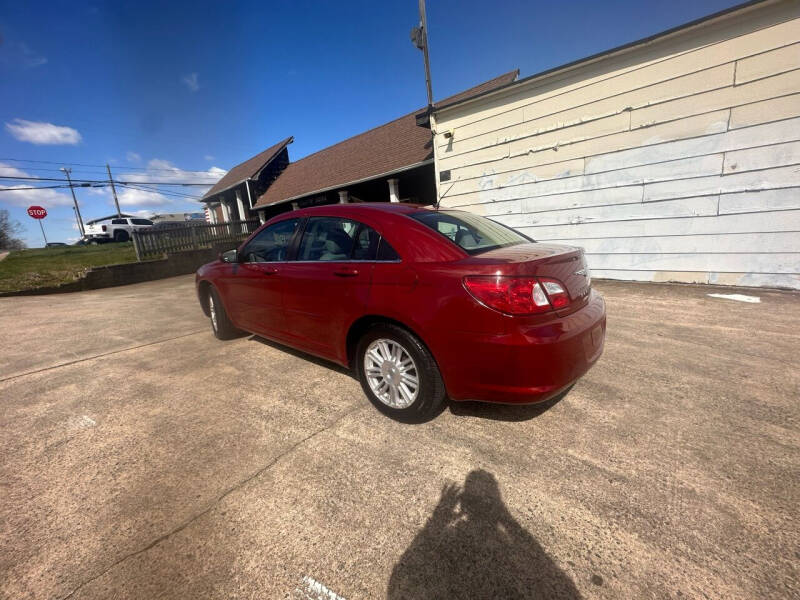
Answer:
[[220, 249, 238, 263]]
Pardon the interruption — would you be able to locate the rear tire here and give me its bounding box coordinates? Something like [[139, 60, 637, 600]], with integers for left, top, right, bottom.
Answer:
[[356, 324, 446, 422], [208, 287, 239, 340]]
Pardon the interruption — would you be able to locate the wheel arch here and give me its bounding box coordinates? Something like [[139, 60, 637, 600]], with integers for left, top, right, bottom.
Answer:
[[197, 279, 213, 317], [345, 314, 436, 371]]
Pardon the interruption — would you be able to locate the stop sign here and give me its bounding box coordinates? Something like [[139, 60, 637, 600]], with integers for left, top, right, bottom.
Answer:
[[27, 206, 47, 219]]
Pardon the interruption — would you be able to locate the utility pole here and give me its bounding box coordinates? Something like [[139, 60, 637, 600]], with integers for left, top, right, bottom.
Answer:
[[106, 164, 122, 217], [411, 0, 438, 208], [60, 167, 85, 237], [411, 0, 434, 110]]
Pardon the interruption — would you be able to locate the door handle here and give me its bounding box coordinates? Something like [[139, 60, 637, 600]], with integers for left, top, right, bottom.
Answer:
[[333, 268, 359, 277], [262, 266, 279, 275]]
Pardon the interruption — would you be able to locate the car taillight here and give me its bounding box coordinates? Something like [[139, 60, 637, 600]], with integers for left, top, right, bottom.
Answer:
[[539, 277, 570, 309], [463, 276, 571, 315], [102, 225, 107, 231]]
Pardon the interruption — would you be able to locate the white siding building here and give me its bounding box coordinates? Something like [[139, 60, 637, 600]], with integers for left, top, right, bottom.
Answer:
[[431, 0, 800, 289]]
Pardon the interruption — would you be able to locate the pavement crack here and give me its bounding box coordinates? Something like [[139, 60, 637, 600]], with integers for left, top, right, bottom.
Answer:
[[0, 330, 208, 383], [57, 403, 364, 600]]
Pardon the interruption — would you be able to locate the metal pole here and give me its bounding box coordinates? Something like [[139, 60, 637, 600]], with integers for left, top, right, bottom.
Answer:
[[38, 220, 48, 245], [418, 0, 434, 110], [61, 168, 85, 236], [106, 164, 122, 217]]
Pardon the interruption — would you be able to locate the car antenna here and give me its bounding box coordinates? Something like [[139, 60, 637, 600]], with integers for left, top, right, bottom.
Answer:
[[434, 177, 456, 211]]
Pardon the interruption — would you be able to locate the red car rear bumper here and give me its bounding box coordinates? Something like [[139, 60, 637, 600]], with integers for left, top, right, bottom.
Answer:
[[442, 290, 606, 404]]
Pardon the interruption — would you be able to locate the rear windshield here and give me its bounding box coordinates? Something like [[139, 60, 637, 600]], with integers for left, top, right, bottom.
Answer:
[[410, 210, 530, 255]]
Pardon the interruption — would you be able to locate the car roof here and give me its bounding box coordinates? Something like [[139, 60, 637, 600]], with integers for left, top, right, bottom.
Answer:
[[257, 202, 468, 263], [288, 202, 428, 218]]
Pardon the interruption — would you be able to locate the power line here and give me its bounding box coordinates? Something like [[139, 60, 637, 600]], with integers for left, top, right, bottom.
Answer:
[[123, 184, 204, 200], [0, 165, 106, 174], [0, 174, 216, 185], [0, 184, 78, 191], [117, 182, 204, 200], [0, 157, 221, 174], [118, 179, 216, 186]]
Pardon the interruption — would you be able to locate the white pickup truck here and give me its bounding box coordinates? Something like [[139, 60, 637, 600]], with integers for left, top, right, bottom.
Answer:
[[83, 216, 154, 243]]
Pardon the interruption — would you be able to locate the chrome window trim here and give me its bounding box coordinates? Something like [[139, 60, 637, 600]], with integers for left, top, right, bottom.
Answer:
[[288, 259, 403, 264], [240, 259, 403, 265]]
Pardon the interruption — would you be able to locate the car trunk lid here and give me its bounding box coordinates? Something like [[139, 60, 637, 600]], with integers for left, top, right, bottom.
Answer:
[[467, 243, 592, 313]]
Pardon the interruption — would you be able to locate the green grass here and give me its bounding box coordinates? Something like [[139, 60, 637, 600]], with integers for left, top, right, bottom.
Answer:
[[0, 243, 138, 292]]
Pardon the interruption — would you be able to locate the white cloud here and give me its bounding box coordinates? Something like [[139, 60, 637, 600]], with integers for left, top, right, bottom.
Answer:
[[1, 41, 47, 69], [5, 119, 82, 145], [117, 187, 170, 208], [181, 72, 199, 92], [204, 154, 214, 161], [0, 162, 74, 207], [112, 158, 226, 211], [126, 151, 141, 163], [119, 159, 225, 189]]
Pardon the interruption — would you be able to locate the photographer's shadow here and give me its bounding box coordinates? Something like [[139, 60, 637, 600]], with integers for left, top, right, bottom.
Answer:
[[388, 470, 581, 599]]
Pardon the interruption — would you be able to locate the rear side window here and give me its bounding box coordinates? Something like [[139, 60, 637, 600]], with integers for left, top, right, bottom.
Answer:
[[352, 224, 400, 261], [295, 219, 401, 262], [376, 238, 399, 261], [411, 210, 529, 255], [352, 225, 379, 260], [297, 217, 357, 261]]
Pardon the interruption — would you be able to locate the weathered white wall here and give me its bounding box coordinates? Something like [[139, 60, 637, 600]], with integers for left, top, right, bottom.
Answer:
[[433, 0, 800, 289]]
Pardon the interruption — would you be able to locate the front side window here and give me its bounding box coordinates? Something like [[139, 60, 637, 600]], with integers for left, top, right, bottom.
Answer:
[[111, 218, 127, 225], [297, 217, 357, 261], [241, 218, 299, 262], [410, 210, 530, 255], [131, 218, 153, 226]]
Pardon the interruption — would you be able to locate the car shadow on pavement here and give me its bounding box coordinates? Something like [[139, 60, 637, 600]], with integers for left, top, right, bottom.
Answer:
[[447, 386, 573, 422], [387, 469, 582, 599], [247, 335, 355, 377]]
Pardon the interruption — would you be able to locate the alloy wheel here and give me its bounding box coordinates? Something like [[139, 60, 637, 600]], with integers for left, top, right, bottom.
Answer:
[[209, 294, 218, 331], [363, 338, 419, 409]]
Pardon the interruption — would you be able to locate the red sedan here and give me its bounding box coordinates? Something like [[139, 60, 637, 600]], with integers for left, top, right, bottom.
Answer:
[[196, 203, 605, 421]]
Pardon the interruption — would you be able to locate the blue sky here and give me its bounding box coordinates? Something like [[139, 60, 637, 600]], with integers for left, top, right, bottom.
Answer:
[[1, 0, 742, 246]]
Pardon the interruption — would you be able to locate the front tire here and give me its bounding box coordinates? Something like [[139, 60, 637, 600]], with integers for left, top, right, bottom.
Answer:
[[356, 324, 446, 422], [114, 230, 130, 242], [208, 287, 239, 340]]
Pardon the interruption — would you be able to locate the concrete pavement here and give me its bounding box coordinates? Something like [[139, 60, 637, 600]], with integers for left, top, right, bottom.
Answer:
[[1, 275, 798, 599]]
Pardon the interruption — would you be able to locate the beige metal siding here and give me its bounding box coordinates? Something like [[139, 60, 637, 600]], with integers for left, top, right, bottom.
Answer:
[[433, 0, 800, 289]]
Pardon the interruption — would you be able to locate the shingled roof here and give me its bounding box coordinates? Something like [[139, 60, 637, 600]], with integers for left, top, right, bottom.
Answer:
[[201, 136, 293, 201], [253, 71, 518, 208]]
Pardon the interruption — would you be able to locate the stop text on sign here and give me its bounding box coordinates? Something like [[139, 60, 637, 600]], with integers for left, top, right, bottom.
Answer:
[[27, 206, 48, 219]]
